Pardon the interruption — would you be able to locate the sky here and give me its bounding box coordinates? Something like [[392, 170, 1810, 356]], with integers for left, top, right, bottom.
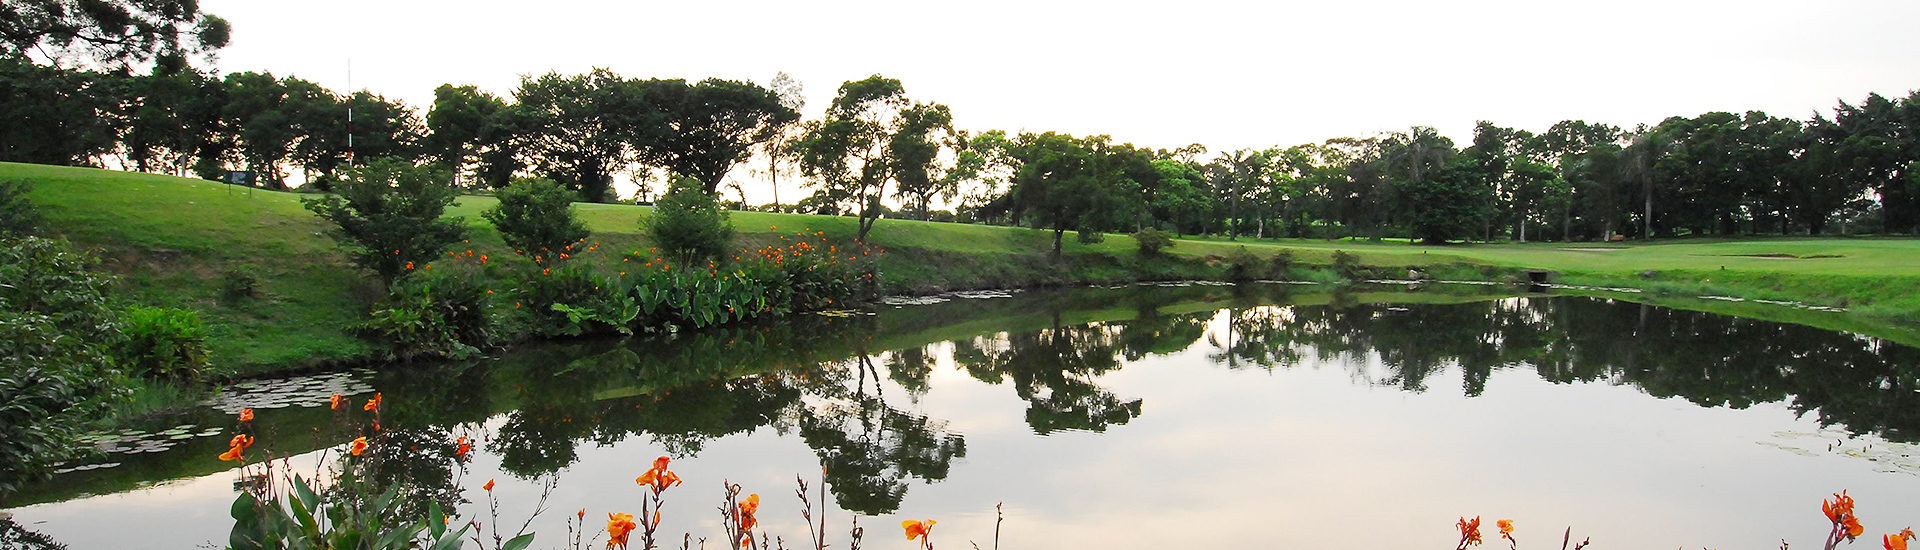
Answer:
[[194, 0, 1920, 201]]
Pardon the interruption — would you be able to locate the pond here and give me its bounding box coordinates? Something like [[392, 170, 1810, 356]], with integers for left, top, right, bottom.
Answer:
[[5, 283, 1919, 549]]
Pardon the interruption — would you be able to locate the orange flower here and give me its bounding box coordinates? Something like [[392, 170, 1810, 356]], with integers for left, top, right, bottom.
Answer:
[[364, 392, 382, 412], [607, 512, 637, 549], [1497, 519, 1513, 537], [1885, 529, 1913, 550], [218, 445, 244, 461], [735, 493, 761, 545], [329, 394, 344, 410], [635, 455, 683, 493], [1457, 516, 1483, 548], [902, 519, 935, 542], [455, 436, 471, 458], [238, 408, 254, 422], [229, 434, 254, 450], [483, 479, 495, 491], [350, 436, 368, 456]]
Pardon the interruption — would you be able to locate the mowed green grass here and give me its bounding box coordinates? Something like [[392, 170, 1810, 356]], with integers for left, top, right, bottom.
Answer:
[[10, 162, 1920, 373]]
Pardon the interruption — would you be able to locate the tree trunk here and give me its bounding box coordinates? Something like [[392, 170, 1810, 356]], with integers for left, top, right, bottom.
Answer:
[[1052, 227, 1065, 257]]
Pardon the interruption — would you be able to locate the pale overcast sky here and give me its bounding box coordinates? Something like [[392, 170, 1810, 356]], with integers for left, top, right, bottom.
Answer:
[[198, 0, 1920, 200]]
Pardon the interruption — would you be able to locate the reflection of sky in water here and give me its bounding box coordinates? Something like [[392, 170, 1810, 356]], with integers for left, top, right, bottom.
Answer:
[[12, 304, 1920, 550]]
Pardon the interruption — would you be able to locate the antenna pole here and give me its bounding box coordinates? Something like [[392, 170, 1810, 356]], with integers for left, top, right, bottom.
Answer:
[[347, 59, 355, 168]]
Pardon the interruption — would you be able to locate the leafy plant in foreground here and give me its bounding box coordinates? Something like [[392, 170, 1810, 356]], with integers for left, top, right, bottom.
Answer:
[[0, 237, 127, 497]]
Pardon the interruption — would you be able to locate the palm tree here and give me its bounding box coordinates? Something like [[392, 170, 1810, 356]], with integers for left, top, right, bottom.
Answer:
[[1620, 130, 1674, 239]]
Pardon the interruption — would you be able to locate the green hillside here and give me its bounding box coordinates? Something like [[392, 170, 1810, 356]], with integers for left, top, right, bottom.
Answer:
[[9, 162, 1919, 374]]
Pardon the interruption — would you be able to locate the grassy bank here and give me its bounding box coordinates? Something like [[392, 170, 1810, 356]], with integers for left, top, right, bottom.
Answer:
[[10, 161, 1920, 378]]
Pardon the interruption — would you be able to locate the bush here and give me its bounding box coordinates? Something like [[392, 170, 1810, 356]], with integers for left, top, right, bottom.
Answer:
[[1132, 228, 1173, 257], [482, 177, 589, 266], [514, 265, 629, 337], [1224, 246, 1261, 282], [1077, 230, 1104, 244], [355, 271, 504, 360], [1332, 250, 1362, 279], [221, 269, 258, 300], [0, 237, 128, 495], [117, 306, 211, 382], [0, 179, 39, 236], [302, 158, 467, 284], [1269, 249, 1296, 278], [641, 177, 734, 266]]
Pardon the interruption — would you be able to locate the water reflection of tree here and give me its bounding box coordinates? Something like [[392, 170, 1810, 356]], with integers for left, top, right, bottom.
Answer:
[[1205, 297, 1920, 442], [797, 355, 966, 515], [956, 316, 1143, 435]]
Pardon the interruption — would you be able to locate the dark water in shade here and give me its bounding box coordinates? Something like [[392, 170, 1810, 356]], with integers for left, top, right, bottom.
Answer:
[[6, 284, 1920, 550]]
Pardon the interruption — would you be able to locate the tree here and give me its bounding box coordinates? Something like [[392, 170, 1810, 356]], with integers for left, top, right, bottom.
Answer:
[[425, 84, 507, 188], [220, 71, 299, 187], [757, 72, 805, 208], [1621, 126, 1676, 238], [301, 159, 467, 284], [989, 132, 1141, 255], [0, 0, 229, 69], [793, 75, 909, 242], [889, 102, 978, 220], [483, 178, 588, 266], [629, 78, 799, 195], [1206, 150, 1269, 240], [511, 69, 642, 203], [0, 58, 116, 165], [1146, 158, 1212, 235], [1401, 157, 1490, 244]]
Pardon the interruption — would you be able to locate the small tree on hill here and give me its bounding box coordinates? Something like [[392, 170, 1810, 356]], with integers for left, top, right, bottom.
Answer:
[[642, 176, 735, 266], [302, 158, 466, 284], [483, 177, 588, 265]]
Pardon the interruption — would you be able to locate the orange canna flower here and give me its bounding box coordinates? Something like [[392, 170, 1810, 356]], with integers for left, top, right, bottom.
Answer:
[[350, 436, 368, 456], [1887, 531, 1911, 550], [1457, 516, 1483, 547], [238, 408, 254, 422], [455, 436, 471, 458], [903, 519, 935, 542], [483, 479, 495, 491], [364, 392, 382, 412], [607, 512, 637, 549], [218, 445, 244, 461], [229, 434, 254, 450], [329, 394, 344, 410], [1498, 519, 1513, 537]]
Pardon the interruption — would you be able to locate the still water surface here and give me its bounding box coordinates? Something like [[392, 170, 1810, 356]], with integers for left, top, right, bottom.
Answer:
[[8, 284, 1920, 549]]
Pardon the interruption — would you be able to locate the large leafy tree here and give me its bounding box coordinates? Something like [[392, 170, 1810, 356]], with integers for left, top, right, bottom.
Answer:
[[483, 177, 587, 266], [793, 75, 909, 242], [511, 69, 642, 203], [0, 0, 229, 69], [0, 58, 116, 165], [629, 78, 799, 195], [424, 84, 506, 187], [1824, 91, 1920, 233], [988, 132, 1143, 255], [889, 102, 981, 220]]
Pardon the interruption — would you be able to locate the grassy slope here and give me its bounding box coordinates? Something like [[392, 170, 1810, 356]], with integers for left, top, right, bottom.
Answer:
[[11, 162, 1920, 373]]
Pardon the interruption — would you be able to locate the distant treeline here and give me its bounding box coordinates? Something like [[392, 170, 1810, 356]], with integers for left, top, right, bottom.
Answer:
[[4, 57, 1919, 242]]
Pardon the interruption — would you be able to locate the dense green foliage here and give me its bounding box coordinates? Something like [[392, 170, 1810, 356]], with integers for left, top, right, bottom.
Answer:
[[355, 270, 503, 360], [0, 178, 39, 235], [0, 0, 229, 68], [0, 237, 128, 496], [642, 177, 735, 265], [116, 306, 209, 381], [302, 159, 467, 283], [481, 177, 587, 265]]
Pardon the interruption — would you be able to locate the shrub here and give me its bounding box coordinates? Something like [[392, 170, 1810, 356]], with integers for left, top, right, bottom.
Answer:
[[1077, 230, 1104, 244], [221, 269, 258, 300], [1131, 228, 1173, 257], [117, 306, 211, 382], [0, 179, 39, 236], [302, 158, 467, 284], [355, 270, 503, 360], [482, 177, 589, 266], [1224, 246, 1261, 282], [1269, 249, 1297, 278], [514, 265, 628, 337], [1332, 250, 1362, 279], [641, 177, 735, 266], [0, 237, 128, 495]]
